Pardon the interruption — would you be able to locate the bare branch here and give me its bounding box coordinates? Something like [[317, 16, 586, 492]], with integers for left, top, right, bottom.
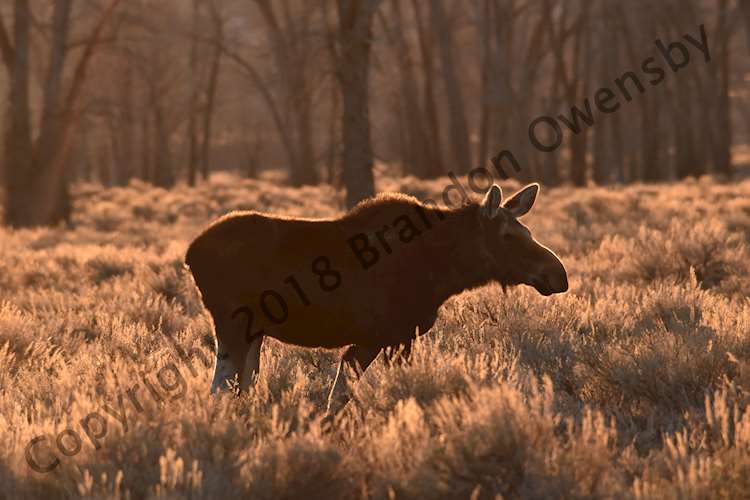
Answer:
[[63, 0, 123, 122], [197, 33, 288, 143]]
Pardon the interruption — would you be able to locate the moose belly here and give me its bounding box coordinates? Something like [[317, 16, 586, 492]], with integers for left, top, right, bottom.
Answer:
[[262, 305, 368, 349]]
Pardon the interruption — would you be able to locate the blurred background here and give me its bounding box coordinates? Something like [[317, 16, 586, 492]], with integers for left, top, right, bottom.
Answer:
[[0, 0, 748, 227]]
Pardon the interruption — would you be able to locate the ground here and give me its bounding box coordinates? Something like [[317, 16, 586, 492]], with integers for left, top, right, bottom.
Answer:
[[2, 173, 750, 499]]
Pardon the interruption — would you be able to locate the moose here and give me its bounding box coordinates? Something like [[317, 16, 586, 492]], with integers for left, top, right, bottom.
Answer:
[[184, 183, 568, 417]]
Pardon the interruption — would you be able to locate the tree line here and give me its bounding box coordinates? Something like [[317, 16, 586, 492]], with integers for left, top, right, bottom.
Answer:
[[1, 0, 749, 227]]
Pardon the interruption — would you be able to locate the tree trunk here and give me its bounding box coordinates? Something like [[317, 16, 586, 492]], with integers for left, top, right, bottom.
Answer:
[[542, 75, 561, 186], [116, 63, 134, 185], [336, 0, 380, 208], [412, 0, 444, 178], [201, 5, 223, 182], [152, 102, 174, 187], [187, 0, 200, 186], [740, 0, 750, 52], [36, 0, 71, 170], [200, 44, 221, 182], [592, 1, 612, 185], [430, 0, 472, 173], [327, 79, 340, 185], [3, 0, 35, 227], [639, 93, 661, 182], [673, 75, 699, 179], [569, 3, 591, 187], [141, 113, 152, 181], [713, 0, 732, 177], [569, 136, 588, 186], [290, 89, 317, 185], [477, 0, 492, 166]]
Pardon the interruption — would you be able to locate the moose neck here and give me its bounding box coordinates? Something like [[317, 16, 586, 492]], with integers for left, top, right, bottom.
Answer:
[[424, 203, 497, 304]]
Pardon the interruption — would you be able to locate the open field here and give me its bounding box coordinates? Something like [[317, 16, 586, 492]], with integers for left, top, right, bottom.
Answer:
[[2, 174, 750, 499]]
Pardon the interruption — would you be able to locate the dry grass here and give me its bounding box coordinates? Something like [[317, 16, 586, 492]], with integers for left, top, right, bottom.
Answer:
[[2, 173, 750, 499]]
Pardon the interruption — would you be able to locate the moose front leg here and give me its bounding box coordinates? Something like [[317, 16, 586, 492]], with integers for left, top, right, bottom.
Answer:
[[325, 344, 380, 418]]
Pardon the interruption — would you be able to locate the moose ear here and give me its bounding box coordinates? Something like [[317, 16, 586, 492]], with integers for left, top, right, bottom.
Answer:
[[504, 183, 539, 218], [481, 184, 503, 219]]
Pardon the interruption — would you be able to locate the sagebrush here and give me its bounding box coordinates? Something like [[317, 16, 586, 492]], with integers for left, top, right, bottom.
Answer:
[[2, 174, 750, 499]]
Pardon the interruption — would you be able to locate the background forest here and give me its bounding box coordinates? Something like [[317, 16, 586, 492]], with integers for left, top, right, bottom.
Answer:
[[0, 0, 749, 226]]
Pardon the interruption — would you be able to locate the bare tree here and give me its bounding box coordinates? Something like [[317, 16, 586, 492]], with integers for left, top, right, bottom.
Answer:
[[0, 0, 121, 227], [378, 0, 437, 178], [254, 0, 318, 186]]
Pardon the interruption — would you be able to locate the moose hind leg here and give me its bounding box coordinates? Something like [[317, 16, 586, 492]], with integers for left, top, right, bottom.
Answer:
[[326, 344, 380, 417]]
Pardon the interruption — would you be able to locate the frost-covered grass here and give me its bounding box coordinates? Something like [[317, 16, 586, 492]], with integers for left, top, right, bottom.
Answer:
[[2, 173, 750, 499]]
